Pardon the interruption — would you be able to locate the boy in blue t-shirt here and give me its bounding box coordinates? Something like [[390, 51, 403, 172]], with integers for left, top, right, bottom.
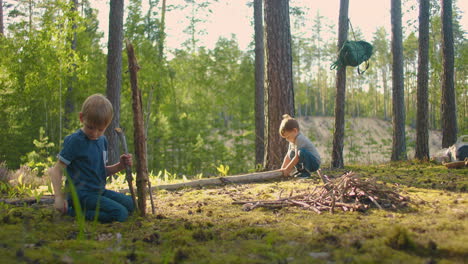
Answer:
[[49, 94, 134, 223], [279, 114, 325, 182]]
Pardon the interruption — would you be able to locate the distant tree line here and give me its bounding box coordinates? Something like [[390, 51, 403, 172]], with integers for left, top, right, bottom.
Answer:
[[0, 0, 466, 175]]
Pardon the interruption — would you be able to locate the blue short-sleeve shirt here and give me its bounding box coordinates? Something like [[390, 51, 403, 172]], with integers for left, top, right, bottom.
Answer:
[[58, 129, 108, 193]]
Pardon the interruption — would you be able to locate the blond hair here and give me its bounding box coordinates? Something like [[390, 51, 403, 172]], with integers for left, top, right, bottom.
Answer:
[[81, 94, 113, 127], [279, 114, 300, 136]]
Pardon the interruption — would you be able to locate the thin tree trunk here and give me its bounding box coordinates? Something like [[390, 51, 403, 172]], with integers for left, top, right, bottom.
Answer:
[[0, 0, 4, 36], [158, 0, 166, 60], [415, 0, 430, 160], [64, 0, 78, 131], [391, 0, 407, 161], [331, 0, 349, 169], [382, 67, 388, 120], [105, 0, 124, 165], [263, 0, 294, 170], [254, 0, 265, 167], [441, 0, 457, 148], [28, 0, 32, 33], [126, 40, 148, 217]]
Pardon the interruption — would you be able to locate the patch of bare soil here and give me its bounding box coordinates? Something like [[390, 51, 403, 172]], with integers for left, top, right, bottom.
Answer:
[[298, 116, 442, 164]]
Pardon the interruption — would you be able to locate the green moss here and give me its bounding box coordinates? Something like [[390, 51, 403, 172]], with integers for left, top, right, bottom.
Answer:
[[0, 162, 467, 263]]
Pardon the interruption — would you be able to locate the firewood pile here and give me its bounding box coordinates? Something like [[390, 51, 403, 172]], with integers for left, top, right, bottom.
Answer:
[[233, 171, 410, 214]]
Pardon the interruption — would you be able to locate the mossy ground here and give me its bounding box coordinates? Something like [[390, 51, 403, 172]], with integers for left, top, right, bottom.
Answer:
[[0, 162, 467, 263]]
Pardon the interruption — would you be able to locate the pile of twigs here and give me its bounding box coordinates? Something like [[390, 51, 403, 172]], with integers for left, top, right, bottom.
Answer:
[[233, 171, 410, 214]]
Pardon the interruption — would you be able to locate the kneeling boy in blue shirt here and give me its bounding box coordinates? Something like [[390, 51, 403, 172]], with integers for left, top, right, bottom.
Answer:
[[49, 94, 134, 223]]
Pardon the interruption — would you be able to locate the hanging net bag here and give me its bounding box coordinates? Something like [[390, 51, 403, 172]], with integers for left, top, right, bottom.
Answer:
[[331, 20, 374, 74]]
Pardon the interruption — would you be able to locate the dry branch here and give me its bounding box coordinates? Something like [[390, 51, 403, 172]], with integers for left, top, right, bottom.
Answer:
[[126, 40, 149, 216], [233, 171, 410, 214]]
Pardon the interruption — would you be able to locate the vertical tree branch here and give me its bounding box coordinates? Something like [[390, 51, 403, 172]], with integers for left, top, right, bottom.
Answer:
[[126, 40, 148, 216]]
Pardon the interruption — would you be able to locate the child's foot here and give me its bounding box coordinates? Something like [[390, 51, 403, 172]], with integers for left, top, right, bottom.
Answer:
[[293, 171, 311, 178]]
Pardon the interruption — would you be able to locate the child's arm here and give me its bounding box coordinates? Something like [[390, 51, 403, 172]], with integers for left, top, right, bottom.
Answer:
[[281, 154, 291, 169], [49, 161, 68, 214], [281, 151, 300, 176], [106, 154, 133, 176]]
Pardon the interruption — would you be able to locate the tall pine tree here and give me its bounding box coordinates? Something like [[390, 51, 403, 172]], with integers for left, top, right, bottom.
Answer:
[[391, 0, 407, 161], [415, 0, 430, 160], [441, 0, 457, 148], [263, 0, 294, 170]]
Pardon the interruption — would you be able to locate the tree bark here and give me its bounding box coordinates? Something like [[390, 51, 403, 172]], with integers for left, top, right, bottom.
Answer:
[[158, 0, 166, 60], [441, 0, 457, 148], [391, 0, 407, 161], [331, 0, 349, 169], [382, 67, 388, 120], [254, 0, 265, 167], [263, 0, 295, 170], [0, 0, 4, 36], [64, 0, 78, 131], [415, 0, 430, 160], [126, 40, 148, 216], [105, 0, 124, 165]]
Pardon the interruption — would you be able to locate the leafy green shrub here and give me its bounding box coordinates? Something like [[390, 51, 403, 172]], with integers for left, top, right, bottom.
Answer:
[[21, 127, 55, 177]]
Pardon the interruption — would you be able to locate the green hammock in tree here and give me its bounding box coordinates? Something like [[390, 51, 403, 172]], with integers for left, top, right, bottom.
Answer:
[[331, 40, 373, 73]]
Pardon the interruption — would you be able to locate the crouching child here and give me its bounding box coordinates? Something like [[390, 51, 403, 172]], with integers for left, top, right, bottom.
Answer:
[[279, 114, 325, 182]]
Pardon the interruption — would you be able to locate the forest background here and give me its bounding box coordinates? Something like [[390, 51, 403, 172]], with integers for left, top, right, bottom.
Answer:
[[0, 0, 467, 178]]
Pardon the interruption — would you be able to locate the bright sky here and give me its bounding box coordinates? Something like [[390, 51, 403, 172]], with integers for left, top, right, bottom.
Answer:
[[90, 0, 468, 52]]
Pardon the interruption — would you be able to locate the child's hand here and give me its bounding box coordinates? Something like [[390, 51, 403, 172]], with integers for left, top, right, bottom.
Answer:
[[120, 154, 133, 168], [54, 196, 68, 215], [280, 168, 291, 177]]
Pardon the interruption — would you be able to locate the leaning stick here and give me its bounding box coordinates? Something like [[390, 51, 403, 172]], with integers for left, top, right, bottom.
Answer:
[[115, 128, 138, 212]]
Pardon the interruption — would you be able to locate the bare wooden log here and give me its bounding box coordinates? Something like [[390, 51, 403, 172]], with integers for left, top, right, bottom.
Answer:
[[120, 170, 284, 193], [0, 195, 55, 206], [6, 171, 285, 206]]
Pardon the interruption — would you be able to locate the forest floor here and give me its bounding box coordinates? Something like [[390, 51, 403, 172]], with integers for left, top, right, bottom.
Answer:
[[0, 161, 467, 263]]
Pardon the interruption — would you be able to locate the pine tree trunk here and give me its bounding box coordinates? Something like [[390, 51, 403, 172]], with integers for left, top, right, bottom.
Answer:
[[382, 67, 388, 120], [263, 0, 294, 170], [331, 0, 349, 169], [391, 0, 407, 161], [64, 0, 78, 131], [0, 0, 4, 36], [254, 0, 265, 167], [415, 0, 430, 160], [441, 0, 457, 148], [105, 0, 124, 165], [126, 41, 148, 217]]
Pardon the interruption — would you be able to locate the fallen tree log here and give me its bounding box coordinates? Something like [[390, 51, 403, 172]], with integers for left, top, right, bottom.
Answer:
[[0, 195, 55, 206], [120, 170, 284, 193], [0, 171, 285, 206]]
